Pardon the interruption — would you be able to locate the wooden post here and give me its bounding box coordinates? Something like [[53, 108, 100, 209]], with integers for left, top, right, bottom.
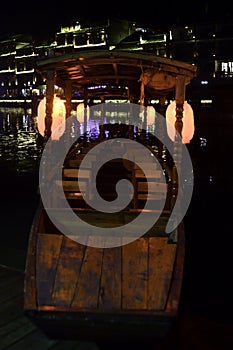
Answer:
[[41, 65, 55, 206], [140, 81, 146, 143], [64, 80, 73, 147], [157, 94, 167, 159], [175, 75, 186, 138], [171, 75, 186, 209], [44, 69, 55, 143], [83, 86, 88, 142], [65, 80, 72, 120], [128, 91, 135, 139], [140, 80, 144, 111], [100, 96, 105, 139]]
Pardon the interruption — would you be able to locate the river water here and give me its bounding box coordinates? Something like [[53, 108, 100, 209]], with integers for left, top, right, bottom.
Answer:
[[0, 106, 232, 330]]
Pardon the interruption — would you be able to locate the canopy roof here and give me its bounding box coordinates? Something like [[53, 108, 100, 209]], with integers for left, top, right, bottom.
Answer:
[[36, 49, 197, 99]]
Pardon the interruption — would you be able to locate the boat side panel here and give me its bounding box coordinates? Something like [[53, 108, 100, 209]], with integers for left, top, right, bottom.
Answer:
[[148, 237, 176, 310], [166, 222, 185, 314]]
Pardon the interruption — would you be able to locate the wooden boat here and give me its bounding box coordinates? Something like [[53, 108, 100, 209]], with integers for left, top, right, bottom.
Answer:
[[24, 50, 197, 342]]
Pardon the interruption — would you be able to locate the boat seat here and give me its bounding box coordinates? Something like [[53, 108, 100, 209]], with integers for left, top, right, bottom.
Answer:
[[68, 153, 97, 168], [131, 162, 167, 209], [52, 167, 93, 208], [52, 180, 90, 207]]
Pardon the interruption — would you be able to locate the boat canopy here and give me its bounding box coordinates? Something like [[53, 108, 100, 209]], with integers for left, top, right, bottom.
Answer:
[[36, 49, 197, 100]]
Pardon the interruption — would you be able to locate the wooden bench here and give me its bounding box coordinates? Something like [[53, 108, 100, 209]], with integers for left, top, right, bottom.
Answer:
[[52, 180, 89, 207], [51, 168, 93, 207], [131, 163, 167, 209], [68, 153, 96, 168]]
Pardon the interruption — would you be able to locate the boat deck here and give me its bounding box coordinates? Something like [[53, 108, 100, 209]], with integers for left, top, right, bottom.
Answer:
[[23, 206, 184, 341], [32, 234, 176, 312]]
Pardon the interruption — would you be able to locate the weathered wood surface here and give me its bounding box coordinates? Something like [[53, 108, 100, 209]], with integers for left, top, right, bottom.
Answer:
[[33, 233, 176, 312], [23, 134, 183, 341], [0, 265, 99, 349], [23, 221, 183, 341]]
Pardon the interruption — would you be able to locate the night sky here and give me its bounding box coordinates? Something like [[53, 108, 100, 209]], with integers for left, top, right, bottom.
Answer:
[[1, 2, 233, 40]]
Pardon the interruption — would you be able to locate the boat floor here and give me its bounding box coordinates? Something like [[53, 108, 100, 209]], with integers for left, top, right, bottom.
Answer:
[[24, 137, 183, 341], [3, 260, 233, 349], [24, 205, 184, 340]]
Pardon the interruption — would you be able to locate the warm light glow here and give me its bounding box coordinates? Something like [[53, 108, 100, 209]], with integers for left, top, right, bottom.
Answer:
[[165, 100, 195, 144], [77, 102, 90, 123], [37, 95, 66, 140], [146, 105, 156, 126], [140, 105, 156, 126]]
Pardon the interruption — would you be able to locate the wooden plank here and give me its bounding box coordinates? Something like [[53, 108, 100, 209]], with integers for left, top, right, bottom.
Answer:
[[166, 222, 185, 313], [36, 234, 63, 306], [0, 294, 24, 327], [71, 236, 104, 309], [135, 182, 167, 207], [137, 194, 166, 200], [51, 237, 86, 308], [122, 237, 148, 310], [148, 237, 177, 310], [0, 273, 23, 304], [3, 328, 57, 350], [0, 316, 37, 350], [134, 161, 158, 170], [98, 237, 122, 310], [78, 212, 125, 228], [63, 168, 91, 180], [0, 267, 18, 283], [58, 211, 125, 231], [51, 339, 99, 350], [53, 180, 88, 206], [0, 266, 23, 288], [55, 180, 81, 191], [68, 159, 83, 168], [70, 153, 96, 168], [62, 168, 92, 201], [0, 266, 10, 277], [137, 182, 167, 193], [134, 169, 162, 179], [124, 211, 169, 237], [0, 315, 35, 338], [24, 204, 42, 310]]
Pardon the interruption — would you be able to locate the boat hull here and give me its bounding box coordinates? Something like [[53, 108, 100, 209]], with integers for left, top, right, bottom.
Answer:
[[24, 205, 185, 342]]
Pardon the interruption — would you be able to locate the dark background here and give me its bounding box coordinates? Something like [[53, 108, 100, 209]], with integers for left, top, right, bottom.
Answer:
[[2, 2, 233, 39]]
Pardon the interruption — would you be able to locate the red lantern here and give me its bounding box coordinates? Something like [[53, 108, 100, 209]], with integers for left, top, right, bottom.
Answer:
[[140, 105, 156, 126], [146, 105, 156, 126], [77, 102, 89, 123], [165, 100, 195, 144], [37, 95, 66, 141]]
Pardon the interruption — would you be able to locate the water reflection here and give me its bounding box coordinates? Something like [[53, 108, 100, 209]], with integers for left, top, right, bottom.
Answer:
[[0, 107, 40, 173], [0, 104, 223, 185], [0, 104, 159, 174]]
